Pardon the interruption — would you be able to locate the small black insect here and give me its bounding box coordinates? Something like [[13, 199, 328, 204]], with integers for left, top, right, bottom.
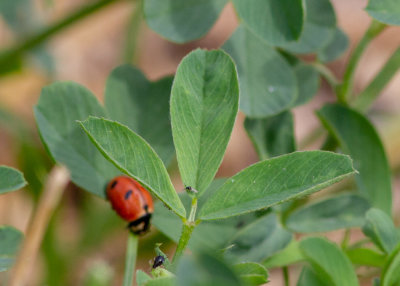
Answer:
[[185, 186, 198, 194], [152, 255, 165, 269]]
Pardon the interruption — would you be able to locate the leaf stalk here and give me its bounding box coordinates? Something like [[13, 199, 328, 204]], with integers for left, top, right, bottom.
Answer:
[[337, 20, 386, 103], [122, 233, 138, 286]]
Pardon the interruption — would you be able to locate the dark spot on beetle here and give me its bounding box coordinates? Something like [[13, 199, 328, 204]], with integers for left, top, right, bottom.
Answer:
[[144, 205, 149, 212], [111, 180, 117, 189], [152, 255, 165, 268], [124, 190, 133, 200]]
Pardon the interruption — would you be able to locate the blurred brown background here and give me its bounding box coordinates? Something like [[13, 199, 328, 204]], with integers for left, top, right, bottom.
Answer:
[[0, 0, 399, 285]]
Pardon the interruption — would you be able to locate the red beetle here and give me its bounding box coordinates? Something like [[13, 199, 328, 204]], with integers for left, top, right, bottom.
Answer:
[[106, 176, 154, 234]]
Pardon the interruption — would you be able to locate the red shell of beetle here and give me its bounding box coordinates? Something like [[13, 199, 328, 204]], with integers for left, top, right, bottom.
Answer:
[[106, 176, 154, 222]]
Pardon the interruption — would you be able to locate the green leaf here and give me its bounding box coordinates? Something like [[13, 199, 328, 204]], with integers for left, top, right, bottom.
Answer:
[[363, 208, 400, 254], [105, 65, 175, 165], [176, 252, 242, 286], [143, 0, 227, 43], [232, 0, 304, 45], [317, 104, 392, 214], [285, 194, 370, 233], [225, 213, 292, 263], [0, 0, 33, 33], [199, 151, 355, 220], [35, 82, 120, 198], [297, 266, 328, 286], [222, 26, 297, 118], [318, 28, 349, 63], [292, 61, 320, 106], [79, 117, 185, 218], [381, 243, 400, 286], [346, 248, 386, 267], [0, 166, 27, 194], [244, 111, 295, 160], [278, 0, 336, 54], [263, 240, 304, 268], [366, 0, 400, 26], [0, 226, 23, 272], [299, 237, 359, 286], [170, 49, 238, 194], [234, 262, 268, 286]]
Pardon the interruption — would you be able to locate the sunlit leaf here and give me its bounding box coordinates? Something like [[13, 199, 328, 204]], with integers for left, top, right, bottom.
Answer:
[[171, 49, 238, 194], [79, 117, 185, 218], [199, 151, 355, 220]]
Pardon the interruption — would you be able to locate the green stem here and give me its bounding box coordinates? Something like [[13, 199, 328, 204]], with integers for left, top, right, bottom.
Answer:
[[341, 229, 351, 249], [122, 233, 138, 286], [172, 197, 198, 263], [188, 197, 198, 222], [337, 20, 386, 103], [311, 62, 340, 88], [123, 0, 143, 63], [353, 47, 400, 111], [283, 266, 290, 286], [172, 221, 195, 263], [0, 0, 121, 67]]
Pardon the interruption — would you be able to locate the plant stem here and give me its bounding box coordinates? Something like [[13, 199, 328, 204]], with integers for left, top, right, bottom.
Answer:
[[188, 197, 198, 222], [123, 0, 143, 63], [337, 20, 386, 103], [172, 221, 196, 264], [353, 47, 400, 111], [341, 229, 351, 249], [283, 266, 290, 286], [0, 0, 122, 68], [9, 165, 70, 286], [311, 62, 340, 88], [122, 233, 138, 286], [172, 197, 198, 263]]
